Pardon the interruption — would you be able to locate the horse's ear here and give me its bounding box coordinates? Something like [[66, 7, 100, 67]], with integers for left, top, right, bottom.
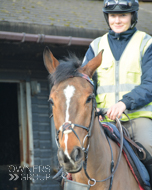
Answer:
[[82, 50, 104, 78], [43, 46, 60, 74]]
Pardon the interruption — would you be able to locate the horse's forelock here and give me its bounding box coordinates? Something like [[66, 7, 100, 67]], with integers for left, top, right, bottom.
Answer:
[[49, 54, 82, 86]]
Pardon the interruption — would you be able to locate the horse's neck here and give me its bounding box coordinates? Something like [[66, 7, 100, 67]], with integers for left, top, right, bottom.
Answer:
[[87, 119, 139, 189], [87, 118, 112, 177], [73, 118, 139, 189]]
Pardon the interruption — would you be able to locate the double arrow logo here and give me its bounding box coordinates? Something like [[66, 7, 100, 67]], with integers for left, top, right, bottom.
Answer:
[[9, 174, 19, 181]]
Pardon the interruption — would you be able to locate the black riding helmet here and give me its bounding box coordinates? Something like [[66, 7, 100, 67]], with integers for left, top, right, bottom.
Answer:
[[103, 0, 139, 29]]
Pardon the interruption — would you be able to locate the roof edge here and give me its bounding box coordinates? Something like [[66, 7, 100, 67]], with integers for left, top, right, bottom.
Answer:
[[0, 31, 94, 46], [0, 21, 108, 39]]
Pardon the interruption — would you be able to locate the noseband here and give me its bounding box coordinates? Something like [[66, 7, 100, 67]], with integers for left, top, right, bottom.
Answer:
[[53, 73, 123, 189]]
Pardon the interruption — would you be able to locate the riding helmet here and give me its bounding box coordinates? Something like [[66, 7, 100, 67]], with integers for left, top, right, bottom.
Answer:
[[102, 0, 139, 28]]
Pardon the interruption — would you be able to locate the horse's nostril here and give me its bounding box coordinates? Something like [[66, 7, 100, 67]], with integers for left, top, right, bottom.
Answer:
[[73, 149, 79, 162], [64, 155, 70, 163], [58, 148, 69, 164], [58, 147, 83, 166], [71, 147, 82, 162]]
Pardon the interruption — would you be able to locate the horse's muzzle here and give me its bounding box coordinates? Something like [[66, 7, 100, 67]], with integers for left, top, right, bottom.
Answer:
[[57, 146, 84, 173]]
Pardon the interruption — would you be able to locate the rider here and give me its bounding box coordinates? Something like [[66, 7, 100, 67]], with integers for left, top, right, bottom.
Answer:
[[82, 0, 152, 187]]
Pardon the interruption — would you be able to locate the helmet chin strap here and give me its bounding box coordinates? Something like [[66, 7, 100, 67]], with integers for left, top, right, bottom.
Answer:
[[130, 11, 138, 29], [130, 21, 137, 29]]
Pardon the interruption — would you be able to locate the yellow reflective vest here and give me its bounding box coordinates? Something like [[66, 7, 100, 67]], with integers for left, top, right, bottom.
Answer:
[[91, 30, 152, 121]]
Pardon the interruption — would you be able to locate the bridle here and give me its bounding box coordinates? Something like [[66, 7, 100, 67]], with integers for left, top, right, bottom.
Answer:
[[52, 73, 123, 189], [55, 73, 96, 157]]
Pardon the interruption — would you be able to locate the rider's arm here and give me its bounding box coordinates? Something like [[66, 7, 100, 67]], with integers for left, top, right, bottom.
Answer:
[[120, 43, 152, 110], [82, 45, 95, 67]]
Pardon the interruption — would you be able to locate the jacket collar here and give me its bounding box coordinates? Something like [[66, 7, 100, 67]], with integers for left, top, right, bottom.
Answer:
[[109, 27, 137, 40]]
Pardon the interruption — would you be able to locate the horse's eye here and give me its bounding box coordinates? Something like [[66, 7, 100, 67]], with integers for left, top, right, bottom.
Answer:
[[86, 95, 92, 103], [48, 98, 54, 105]]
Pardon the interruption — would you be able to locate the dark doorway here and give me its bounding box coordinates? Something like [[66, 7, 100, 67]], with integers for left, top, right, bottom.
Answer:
[[0, 82, 21, 190]]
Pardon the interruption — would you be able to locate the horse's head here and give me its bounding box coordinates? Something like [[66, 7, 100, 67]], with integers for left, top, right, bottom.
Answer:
[[43, 47, 103, 173]]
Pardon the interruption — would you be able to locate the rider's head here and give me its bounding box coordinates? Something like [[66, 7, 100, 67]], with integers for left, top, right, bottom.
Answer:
[[102, 0, 139, 30]]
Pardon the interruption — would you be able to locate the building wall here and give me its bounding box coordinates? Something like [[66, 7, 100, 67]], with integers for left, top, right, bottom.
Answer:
[[0, 41, 87, 190], [0, 71, 61, 190], [31, 79, 61, 190]]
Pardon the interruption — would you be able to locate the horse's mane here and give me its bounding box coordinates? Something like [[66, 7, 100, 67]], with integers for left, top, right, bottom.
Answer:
[[49, 53, 106, 118], [49, 53, 82, 86]]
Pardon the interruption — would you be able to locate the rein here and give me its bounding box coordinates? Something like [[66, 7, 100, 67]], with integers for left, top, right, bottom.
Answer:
[[83, 117, 123, 189], [53, 73, 124, 189]]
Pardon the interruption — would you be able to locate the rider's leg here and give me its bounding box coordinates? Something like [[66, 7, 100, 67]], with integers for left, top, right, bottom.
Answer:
[[138, 143, 152, 189], [144, 159, 152, 188], [123, 118, 152, 187]]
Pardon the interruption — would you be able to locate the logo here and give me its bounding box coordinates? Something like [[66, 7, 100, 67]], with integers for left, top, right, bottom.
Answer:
[[8, 165, 51, 182], [9, 174, 19, 181]]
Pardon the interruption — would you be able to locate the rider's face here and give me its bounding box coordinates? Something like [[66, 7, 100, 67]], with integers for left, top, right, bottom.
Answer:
[[108, 13, 132, 33]]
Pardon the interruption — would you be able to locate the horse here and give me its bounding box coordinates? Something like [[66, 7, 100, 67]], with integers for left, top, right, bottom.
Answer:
[[43, 46, 140, 190]]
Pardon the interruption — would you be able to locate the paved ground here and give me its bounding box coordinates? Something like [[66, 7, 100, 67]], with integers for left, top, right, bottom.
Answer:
[[0, 0, 152, 35]]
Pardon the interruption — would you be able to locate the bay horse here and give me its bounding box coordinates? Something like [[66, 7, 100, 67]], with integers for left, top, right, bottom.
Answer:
[[43, 47, 140, 190]]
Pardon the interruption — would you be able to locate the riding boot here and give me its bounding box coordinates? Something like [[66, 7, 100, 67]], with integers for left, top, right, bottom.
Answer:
[[136, 142, 152, 188]]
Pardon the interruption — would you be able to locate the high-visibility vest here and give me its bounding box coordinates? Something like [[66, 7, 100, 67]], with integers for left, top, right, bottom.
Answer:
[[91, 30, 152, 121]]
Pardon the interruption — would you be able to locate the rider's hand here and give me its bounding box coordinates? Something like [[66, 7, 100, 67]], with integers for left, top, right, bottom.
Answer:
[[107, 101, 126, 121]]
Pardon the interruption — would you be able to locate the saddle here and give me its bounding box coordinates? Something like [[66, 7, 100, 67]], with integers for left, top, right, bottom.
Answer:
[[101, 122, 151, 190]]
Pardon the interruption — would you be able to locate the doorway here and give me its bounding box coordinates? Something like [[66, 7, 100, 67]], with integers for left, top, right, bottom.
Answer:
[[0, 82, 21, 190]]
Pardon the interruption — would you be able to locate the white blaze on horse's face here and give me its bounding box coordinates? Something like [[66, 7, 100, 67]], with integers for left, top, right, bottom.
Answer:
[[64, 85, 75, 121], [63, 85, 75, 164]]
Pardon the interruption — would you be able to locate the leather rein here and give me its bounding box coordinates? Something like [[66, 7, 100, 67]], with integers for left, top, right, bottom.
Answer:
[[52, 73, 124, 189]]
